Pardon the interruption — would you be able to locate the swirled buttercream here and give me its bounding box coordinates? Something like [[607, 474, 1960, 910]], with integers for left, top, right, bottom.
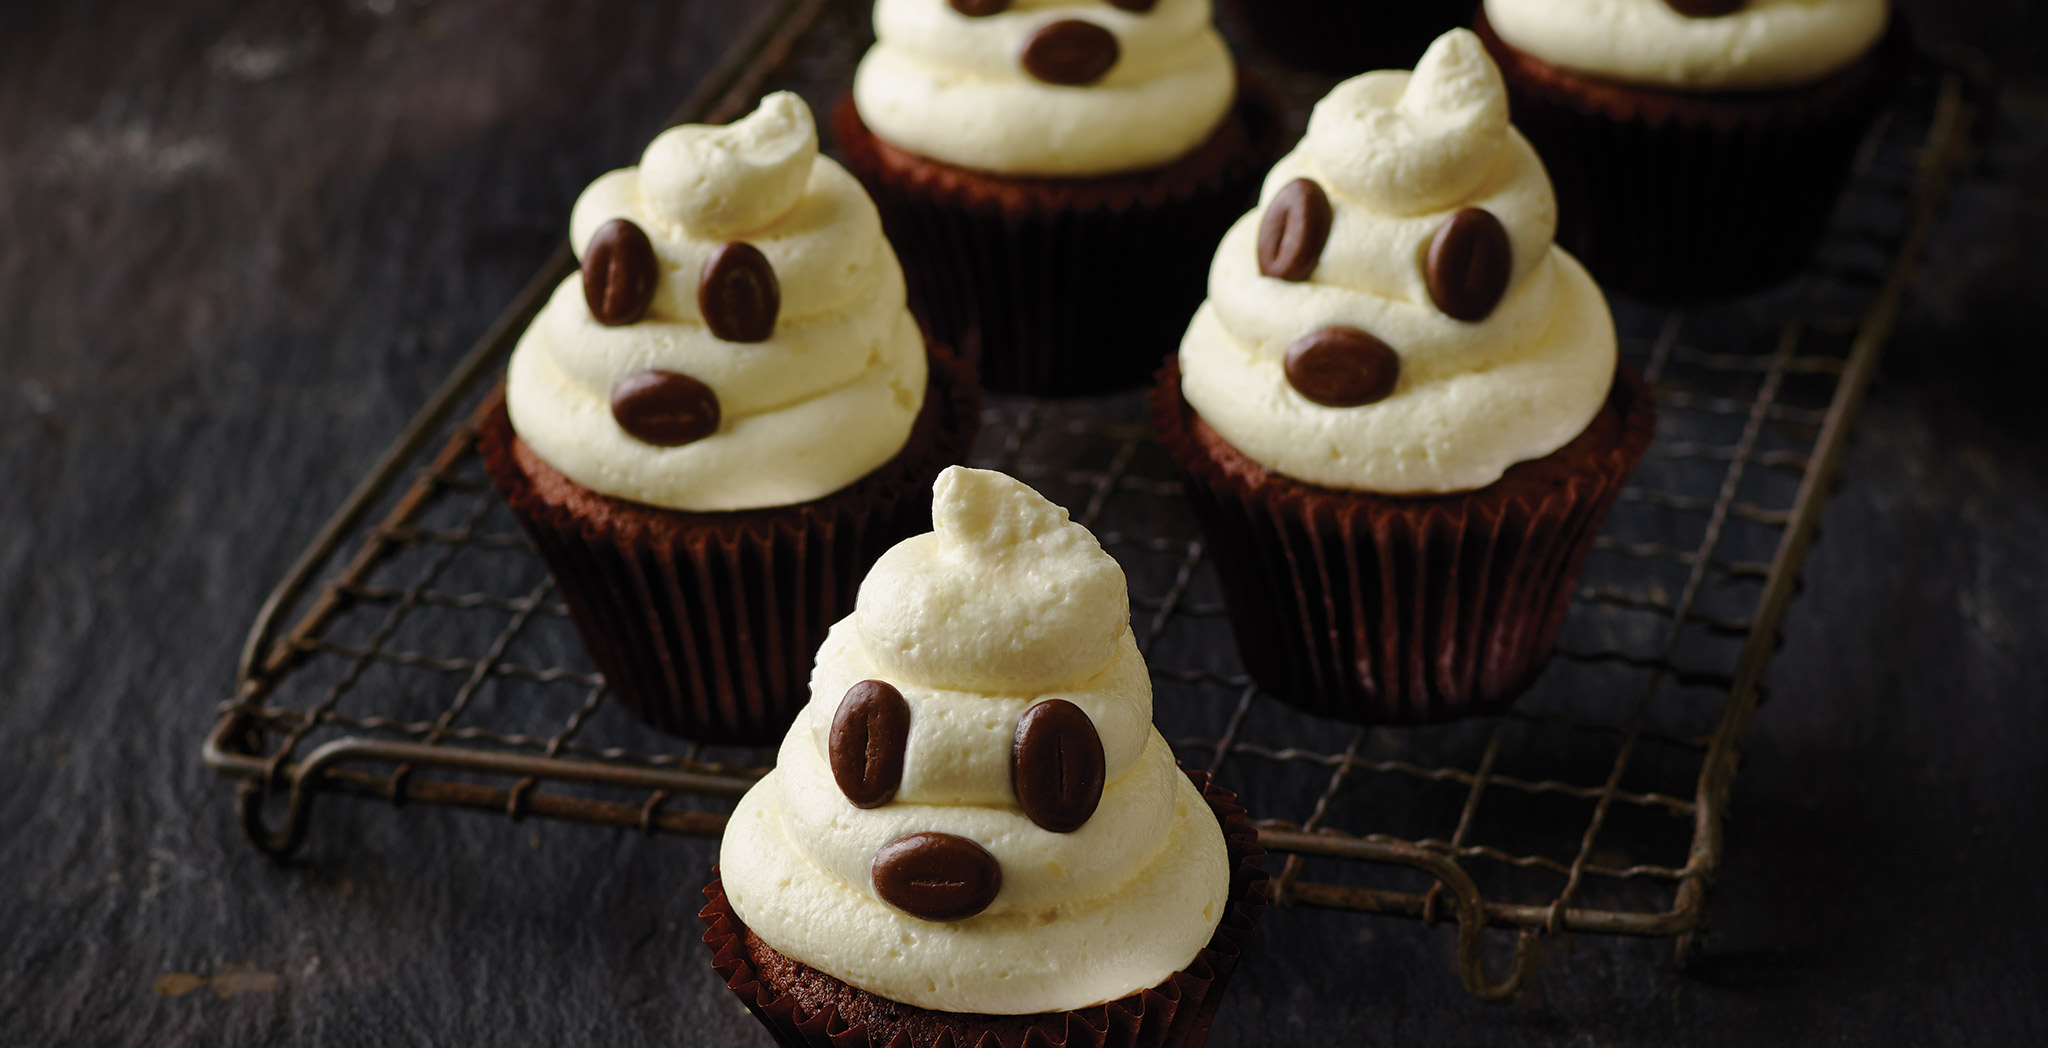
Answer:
[[1178, 29, 1616, 494], [505, 92, 927, 511], [852, 0, 1237, 176], [1484, 0, 1890, 91], [721, 467, 1229, 1014]]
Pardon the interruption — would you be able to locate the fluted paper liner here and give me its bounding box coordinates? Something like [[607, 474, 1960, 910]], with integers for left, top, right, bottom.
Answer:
[[477, 345, 980, 746], [1152, 360, 1656, 725], [1476, 11, 1913, 302], [700, 771, 1265, 1048], [833, 83, 1284, 397]]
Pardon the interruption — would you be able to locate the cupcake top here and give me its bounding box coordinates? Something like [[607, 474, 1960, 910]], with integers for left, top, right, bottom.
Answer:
[[505, 92, 927, 512], [1178, 29, 1616, 495], [719, 467, 1230, 1015], [852, 0, 1237, 177], [1484, 0, 1890, 91]]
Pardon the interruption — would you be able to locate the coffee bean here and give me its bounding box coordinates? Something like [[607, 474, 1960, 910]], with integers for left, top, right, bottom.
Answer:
[[1012, 699, 1105, 834], [1425, 208, 1512, 322], [1258, 178, 1333, 283], [1021, 20, 1119, 86], [872, 833, 1002, 922], [582, 218, 659, 327], [1104, 0, 1159, 10], [1284, 327, 1401, 408], [1663, 0, 1745, 17], [949, 0, 1009, 14], [698, 242, 780, 343], [609, 370, 721, 446], [830, 680, 910, 810]]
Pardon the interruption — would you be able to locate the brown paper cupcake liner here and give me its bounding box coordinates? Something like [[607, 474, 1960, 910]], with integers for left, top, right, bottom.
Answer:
[[700, 771, 1266, 1048], [1224, 0, 1474, 76], [1152, 360, 1656, 726], [1476, 11, 1913, 302], [477, 344, 980, 745], [833, 83, 1285, 397]]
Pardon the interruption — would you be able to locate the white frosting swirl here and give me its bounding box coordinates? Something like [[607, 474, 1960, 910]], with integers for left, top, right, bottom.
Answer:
[[852, 0, 1237, 176], [1484, 0, 1890, 91], [506, 93, 927, 512], [1179, 30, 1616, 495], [721, 467, 1230, 1015]]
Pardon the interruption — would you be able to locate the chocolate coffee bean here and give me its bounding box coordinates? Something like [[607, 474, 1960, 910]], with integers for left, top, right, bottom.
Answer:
[[582, 218, 659, 327], [1021, 20, 1119, 86], [1425, 208, 1512, 322], [1284, 327, 1401, 408], [610, 370, 721, 446], [1258, 178, 1333, 283], [950, 0, 1009, 15], [1104, 0, 1160, 10], [1012, 699, 1105, 834], [698, 242, 780, 343], [872, 832, 1002, 922], [830, 680, 911, 810], [1663, 0, 1745, 17]]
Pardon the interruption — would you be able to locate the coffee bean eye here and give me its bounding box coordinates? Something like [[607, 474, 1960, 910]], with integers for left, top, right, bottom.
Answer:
[[1103, 0, 1159, 11], [1425, 208, 1511, 322], [582, 218, 659, 327], [829, 680, 910, 810], [1012, 700, 1105, 833], [698, 242, 780, 342], [1258, 179, 1332, 283], [949, 0, 1009, 16]]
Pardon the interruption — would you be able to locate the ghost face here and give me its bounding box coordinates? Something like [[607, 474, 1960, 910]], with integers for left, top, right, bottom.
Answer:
[[827, 677, 1106, 922]]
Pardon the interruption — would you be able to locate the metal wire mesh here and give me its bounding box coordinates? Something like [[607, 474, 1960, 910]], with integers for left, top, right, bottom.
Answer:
[[202, 0, 1977, 1000]]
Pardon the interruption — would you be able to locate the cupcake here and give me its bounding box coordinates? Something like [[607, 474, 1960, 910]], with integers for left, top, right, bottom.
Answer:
[[1224, 0, 1474, 77], [1153, 30, 1656, 726], [834, 0, 1284, 396], [1476, 0, 1911, 301], [703, 467, 1265, 1047], [478, 93, 980, 745]]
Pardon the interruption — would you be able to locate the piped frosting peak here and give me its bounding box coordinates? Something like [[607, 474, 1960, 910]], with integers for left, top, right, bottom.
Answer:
[[857, 467, 1129, 695], [1308, 30, 1510, 215], [640, 91, 818, 238]]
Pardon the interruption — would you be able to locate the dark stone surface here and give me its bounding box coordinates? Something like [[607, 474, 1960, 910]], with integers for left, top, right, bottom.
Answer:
[[1, 1, 2043, 1045]]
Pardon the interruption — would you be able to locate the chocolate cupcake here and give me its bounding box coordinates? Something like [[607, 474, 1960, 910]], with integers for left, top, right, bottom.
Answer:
[[704, 467, 1265, 1046], [835, 0, 1283, 396], [1154, 30, 1655, 725], [1224, 0, 1474, 76], [1476, 0, 1911, 301], [479, 93, 979, 745]]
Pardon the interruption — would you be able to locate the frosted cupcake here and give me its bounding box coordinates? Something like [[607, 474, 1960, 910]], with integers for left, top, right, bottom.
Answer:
[[1152, 31, 1655, 725], [1476, 0, 1911, 300], [703, 467, 1264, 1047], [834, 0, 1283, 395], [478, 93, 979, 744]]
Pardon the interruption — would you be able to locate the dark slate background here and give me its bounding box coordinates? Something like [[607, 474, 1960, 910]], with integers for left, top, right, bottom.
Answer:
[[2, 1, 2043, 1044]]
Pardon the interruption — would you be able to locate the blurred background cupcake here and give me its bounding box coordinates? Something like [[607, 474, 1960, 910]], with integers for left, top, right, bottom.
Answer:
[[1223, 0, 1474, 76], [1154, 30, 1654, 726], [835, 0, 1283, 396], [1476, 0, 1911, 301], [480, 93, 979, 745]]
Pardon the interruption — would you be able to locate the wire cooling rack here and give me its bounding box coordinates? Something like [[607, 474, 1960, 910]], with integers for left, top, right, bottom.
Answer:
[[203, 0, 1979, 1001]]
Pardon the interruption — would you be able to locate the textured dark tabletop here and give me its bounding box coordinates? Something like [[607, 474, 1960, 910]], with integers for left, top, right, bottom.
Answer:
[[3, 1, 2045, 1045]]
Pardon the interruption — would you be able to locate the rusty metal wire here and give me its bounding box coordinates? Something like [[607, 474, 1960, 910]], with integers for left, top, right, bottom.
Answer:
[[200, 0, 1978, 1002]]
